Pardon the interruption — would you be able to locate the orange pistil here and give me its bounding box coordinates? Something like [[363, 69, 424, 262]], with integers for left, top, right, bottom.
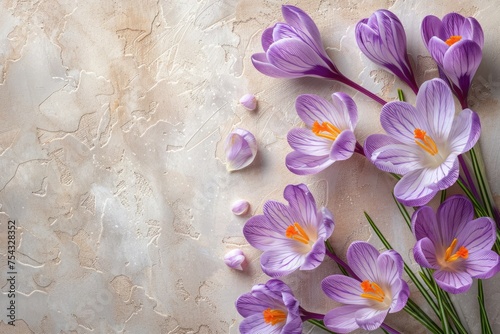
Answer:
[[312, 121, 341, 141], [263, 308, 287, 325], [285, 222, 310, 244], [444, 238, 469, 262], [445, 35, 462, 46], [360, 280, 386, 303], [414, 128, 438, 155]]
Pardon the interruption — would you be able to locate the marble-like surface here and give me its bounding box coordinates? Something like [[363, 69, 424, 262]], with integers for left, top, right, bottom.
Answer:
[[0, 0, 499, 333]]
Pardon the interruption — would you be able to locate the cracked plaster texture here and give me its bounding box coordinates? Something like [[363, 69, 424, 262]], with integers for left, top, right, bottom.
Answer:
[[0, 0, 500, 333]]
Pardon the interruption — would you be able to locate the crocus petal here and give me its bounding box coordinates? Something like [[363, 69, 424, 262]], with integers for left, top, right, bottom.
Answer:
[[448, 108, 481, 153], [224, 249, 247, 270], [232, 199, 250, 216], [331, 92, 358, 129], [281, 5, 324, 55], [355, 308, 388, 331], [251, 52, 302, 78], [267, 38, 334, 78], [413, 237, 440, 269], [322, 275, 371, 306], [442, 40, 482, 97], [261, 27, 275, 52], [442, 12, 466, 37], [421, 15, 446, 47], [464, 17, 484, 48], [377, 250, 404, 286], [225, 128, 257, 171], [389, 279, 410, 313], [243, 215, 293, 251], [427, 37, 449, 66], [263, 200, 296, 230], [436, 195, 475, 244], [465, 250, 500, 279], [347, 241, 381, 282], [416, 78, 455, 139], [433, 269, 473, 294], [301, 238, 326, 270], [287, 128, 332, 156], [236, 294, 270, 317], [283, 183, 319, 232], [394, 169, 440, 206], [285, 151, 334, 175], [295, 94, 348, 129], [412, 206, 439, 241], [330, 130, 356, 161], [260, 248, 306, 277], [364, 135, 424, 174], [240, 315, 284, 334], [456, 217, 496, 253], [323, 305, 364, 333], [380, 101, 428, 145], [317, 207, 335, 238]]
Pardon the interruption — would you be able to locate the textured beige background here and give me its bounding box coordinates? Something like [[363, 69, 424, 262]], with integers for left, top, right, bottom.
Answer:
[[0, 0, 499, 333]]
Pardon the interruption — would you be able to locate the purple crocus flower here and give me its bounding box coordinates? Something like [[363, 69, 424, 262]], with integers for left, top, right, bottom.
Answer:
[[286, 92, 359, 175], [251, 5, 342, 80], [321, 242, 409, 333], [236, 279, 302, 334], [412, 195, 499, 294], [356, 10, 418, 93], [421, 13, 483, 108], [243, 183, 334, 277], [364, 78, 481, 206]]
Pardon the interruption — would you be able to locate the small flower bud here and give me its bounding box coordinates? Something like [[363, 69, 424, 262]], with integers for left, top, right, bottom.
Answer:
[[224, 249, 247, 270], [239, 94, 257, 110]]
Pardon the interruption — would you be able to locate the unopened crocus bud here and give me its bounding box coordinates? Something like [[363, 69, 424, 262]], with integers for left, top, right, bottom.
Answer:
[[224, 249, 247, 270], [239, 94, 257, 110], [232, 199, 250, 216], [224, 128, 257, 172]]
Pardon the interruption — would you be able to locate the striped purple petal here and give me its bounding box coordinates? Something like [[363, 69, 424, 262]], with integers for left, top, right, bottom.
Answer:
[[285, 151, 334, 175], [287, 128, 331, 156], [346, 241, 381, 282], [433, 270, 473, 294], [321, 275, 371, 306], [330, 130, 356, 161]]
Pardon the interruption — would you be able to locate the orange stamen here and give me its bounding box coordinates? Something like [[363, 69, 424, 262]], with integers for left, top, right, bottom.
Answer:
[[263, 308, 287, 325], [445, 238, 469, 262], [360, 280, 386, 303], [312, 121, 341, 141], [285, 222, 310, 244], [414, 128, 438, 155], [445, 35, 462, 46]]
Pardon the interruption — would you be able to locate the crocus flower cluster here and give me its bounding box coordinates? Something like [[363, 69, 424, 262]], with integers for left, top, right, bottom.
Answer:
[[412, 196, 499, 294], [322, 242, 409, 333], [365, 78, 480, 206], [286, 92, 359, 175], [356, 9, 419, 93], [236, 279, 302, 334], [422, 13, 483, 107], [243, 183, 334, 277]]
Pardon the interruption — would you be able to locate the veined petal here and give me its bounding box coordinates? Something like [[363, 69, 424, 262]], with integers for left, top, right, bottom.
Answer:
[[321, 275, 370, 306], [331, 92, 358, 129], [436, 195, 475, 245], [463, 17, 484, 48], [236, 293, 270, 317], [295, 94, 348, 129], [286, 151, 334, 175], [330, 130, 356, 161], [251, 53, 302, 78], [389, 279, 410, 313], [287, 128, 331, 156], [347, 241, 381, 282], [416, 78, 455, 140], [243, 215, 295, 251], [442, 12, 466, 37], [267, 38, 331, 76], [239, 313, 284, 334], [263, 200, 296, 231], [412, 206, 439, 242], [380, 101, 428, 145], [301, 237, 326, 270], [355, 308, 388, 331], [377, 250, 404, 286], [442, 40, 482, 97], [323, 305, 364, 333], [421, 15, 446, 47], [456, 217, 496, 253], [465, 250, 500, 279], [281, 5, 324, 55], [365, 137, 424, 174], [262, 27, 275, 52], [433, 269, 472, 294], [224, 128, 257, 171], [427, 37, 448, 66], [260, 248, 306, 277], [448, 108, 481, 154], [283, 183, 319, 232], [413, 237, 440, 269], [394, 169, 439, 206], [317, 207, 335, 238]]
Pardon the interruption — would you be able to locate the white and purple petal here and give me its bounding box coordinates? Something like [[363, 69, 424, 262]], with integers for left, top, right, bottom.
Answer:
[[433, 270, 473, 294], [346, 241, 381, 282], [286, 151, 334, 175], [330, 130, 356, 161], [224, 128, 258, 171], [287, 128, 331, 156], [448, 108, 481, 154], [321, 275, 371, 306]]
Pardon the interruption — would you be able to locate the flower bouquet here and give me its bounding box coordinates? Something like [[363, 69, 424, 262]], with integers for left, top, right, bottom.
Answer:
[[226, 5, 499, 334]]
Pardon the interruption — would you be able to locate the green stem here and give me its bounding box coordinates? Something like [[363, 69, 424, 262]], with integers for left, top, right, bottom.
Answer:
[[478, 280, 493, 334], [307, 319, 335, 333]]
